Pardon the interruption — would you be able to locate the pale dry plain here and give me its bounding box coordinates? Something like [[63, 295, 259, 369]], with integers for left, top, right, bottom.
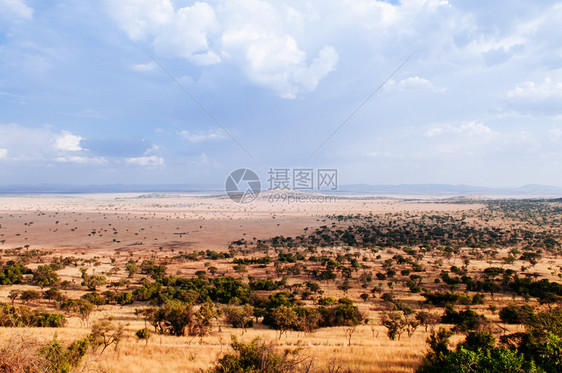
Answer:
[[0, 193, 558, 372]]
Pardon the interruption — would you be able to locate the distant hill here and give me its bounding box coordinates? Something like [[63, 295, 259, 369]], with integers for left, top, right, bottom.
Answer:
[[0, 184, 223, 194], [0, 183, 560, 197], [337, 183, 562, 197]]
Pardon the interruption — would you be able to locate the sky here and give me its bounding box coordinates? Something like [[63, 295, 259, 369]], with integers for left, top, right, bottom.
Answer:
[[1, 0, 562, 188]]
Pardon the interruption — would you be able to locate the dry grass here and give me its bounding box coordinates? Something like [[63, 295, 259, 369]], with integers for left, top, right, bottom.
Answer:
[[0, 195, 560, 372]]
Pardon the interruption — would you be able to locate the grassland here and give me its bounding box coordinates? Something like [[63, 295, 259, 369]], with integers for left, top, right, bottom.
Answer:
[[0, 194, 560, 372]]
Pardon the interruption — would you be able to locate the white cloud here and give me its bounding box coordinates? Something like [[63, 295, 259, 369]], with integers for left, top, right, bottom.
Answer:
[[131, 62, 156, 72], [106, 0, 220, 65], [0, 124, 97, 163], [179, 129, 225, 142], [0, 0, 33, 20], [125, 155, 164, 167], [426, 122, 494, 137], [506, 78, 562, 100], [106, 0, 338, 98], [55, 155, 107, 165], [54, 131, 83, 151], [388, 76, 446, 92], [219, 0, 339, 98], [223, 29, 338, 98], [504, 77, 562, 116], [0, 123, 61, 160]]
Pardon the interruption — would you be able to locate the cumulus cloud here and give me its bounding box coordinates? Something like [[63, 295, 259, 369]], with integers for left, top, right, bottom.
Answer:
[[55, 131, 83, 151], [0, 123, 68, 161], [0, 0, 33, 20], [506, 78, 562, 100], [504, 77, 562, 115], [0, 124, 108, 165], [106, 0, 338, 98], [222, 22, 338, 98], [105, 0, 220, 65]]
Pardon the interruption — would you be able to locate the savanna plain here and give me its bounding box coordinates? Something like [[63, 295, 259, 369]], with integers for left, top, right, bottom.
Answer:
[[0, 193, 561, 372]]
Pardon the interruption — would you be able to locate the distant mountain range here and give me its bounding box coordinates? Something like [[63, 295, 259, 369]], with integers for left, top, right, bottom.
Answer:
[[336, 184, 562, 197], [0, 183, 561, 197]]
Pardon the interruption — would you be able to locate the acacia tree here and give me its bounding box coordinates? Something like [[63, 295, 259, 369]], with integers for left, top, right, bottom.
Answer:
[[271, 306, 298, 339], [33, 265, 60, 289], [89, 317, 124, 354], [148, 300, 216, 337], [8, 290, 19, 306]]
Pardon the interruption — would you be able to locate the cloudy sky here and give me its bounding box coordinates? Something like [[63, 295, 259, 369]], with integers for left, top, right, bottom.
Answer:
[[1, 0, 562, 187]]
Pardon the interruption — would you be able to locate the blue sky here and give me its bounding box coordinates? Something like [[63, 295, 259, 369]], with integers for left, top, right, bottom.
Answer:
[[1, 0, 562, 187]]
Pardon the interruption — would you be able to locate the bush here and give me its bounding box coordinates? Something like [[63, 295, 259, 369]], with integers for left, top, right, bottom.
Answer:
[[135, 328, 152, 345], [0, 334, 87, 373], [417, 346, 541, 373], [441, 306, 487, 333], [224, 304, 254, 328], [210, 337, 307, 373], [417, 328, 541, 373], [499, 305, 535, 324], [0, 303, 65, 327], [0, 262, 30, 285], [42, 335, 89, 373]]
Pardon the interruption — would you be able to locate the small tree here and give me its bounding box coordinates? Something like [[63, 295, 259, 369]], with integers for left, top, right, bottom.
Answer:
[[89, 317, 124, 354], [126, 262, 138, 278], [8, 290, 19, 306], [271, 306, 298, 339], [381, 311, 406, 340], [20, 290, 41, 305], [224, 304, 254, 328], [33, 265, 60, 289], [83, 275, 107, 291]]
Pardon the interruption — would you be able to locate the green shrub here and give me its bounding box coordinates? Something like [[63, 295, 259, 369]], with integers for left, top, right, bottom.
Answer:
[[210, 337, 306, 373]]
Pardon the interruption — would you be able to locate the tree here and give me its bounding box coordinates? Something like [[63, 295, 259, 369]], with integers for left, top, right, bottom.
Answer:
[[8, 290, 19, 306], [271, 306, 298, 339], [381, 312, 406, 340], [224, 304, 254, 328], [189, 302, 217, 338], [126, 262, 138, 278], [416, 311, 440, 332], [82, 275, 107, 291], [89, 317, 124, 354], [59, 299, 95, 325], [20, 289, 41, 305], [33, 265, 60, 289], [151, 300, 193, 336], [499, 305, 535, 325], [148, 300, 215, 338]]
